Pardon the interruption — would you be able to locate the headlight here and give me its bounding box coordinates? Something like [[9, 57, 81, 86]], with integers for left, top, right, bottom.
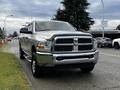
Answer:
[[93, 39, 97, 50], [36, 40, 52, 52], [44, 40, 52, 49], [37, 43, 45, 49]]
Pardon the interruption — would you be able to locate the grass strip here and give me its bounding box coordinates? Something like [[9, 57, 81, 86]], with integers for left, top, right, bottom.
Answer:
[[0, 52, 30, 90]]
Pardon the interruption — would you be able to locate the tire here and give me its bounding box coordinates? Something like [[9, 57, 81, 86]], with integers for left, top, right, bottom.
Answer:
[[114, 42, 120, 49], [80, 65, 95, 73], [31, 52, 43, 78], [19, 44, 25, 59]]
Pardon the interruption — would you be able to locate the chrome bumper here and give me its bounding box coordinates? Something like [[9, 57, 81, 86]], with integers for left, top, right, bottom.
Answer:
[[36, 50, 99, 66]]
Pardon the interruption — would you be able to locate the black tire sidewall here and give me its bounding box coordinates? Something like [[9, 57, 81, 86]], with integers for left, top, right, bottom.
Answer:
[[19, 44, 25, 59], [114, 43, 120, 49], [81, 65, 95, 72], [31, 52, 40, 78]]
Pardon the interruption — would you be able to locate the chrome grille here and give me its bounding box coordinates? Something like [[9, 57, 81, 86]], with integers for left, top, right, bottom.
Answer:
[[54, 36, 93, 52]]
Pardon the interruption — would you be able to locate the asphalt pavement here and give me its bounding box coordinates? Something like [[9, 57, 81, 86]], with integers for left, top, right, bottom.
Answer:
[[8, 40, 120, 90]]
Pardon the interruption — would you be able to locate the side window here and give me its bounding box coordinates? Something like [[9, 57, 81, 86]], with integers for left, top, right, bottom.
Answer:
[[28, 24, 33, 32]]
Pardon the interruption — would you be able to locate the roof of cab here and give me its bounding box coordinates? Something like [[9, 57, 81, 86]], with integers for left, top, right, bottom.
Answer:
[[33, 20, 68, 23]]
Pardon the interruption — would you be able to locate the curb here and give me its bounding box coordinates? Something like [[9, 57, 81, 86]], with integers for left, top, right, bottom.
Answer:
[[15, 55, 32, 88]]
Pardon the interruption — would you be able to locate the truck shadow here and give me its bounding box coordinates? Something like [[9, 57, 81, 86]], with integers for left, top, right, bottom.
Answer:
[[38, 69, 94, 79]]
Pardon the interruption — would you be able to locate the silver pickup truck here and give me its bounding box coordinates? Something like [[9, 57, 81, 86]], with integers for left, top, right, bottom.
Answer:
[[19, 20, 99, 78]]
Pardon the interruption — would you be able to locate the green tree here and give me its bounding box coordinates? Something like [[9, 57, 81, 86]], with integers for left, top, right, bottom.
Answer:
[[53, 0, 94, 31], [0, 28, 5, 40]]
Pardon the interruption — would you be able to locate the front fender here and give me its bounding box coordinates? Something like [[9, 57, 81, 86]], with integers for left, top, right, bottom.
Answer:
[[112, 39, 120, 46]]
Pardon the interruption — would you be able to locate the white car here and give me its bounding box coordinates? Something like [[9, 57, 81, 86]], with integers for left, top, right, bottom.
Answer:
[[112, 38, 120, 49]]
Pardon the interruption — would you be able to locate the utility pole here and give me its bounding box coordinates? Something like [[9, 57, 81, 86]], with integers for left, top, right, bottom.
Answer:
[[100, 0, 105, 38], [3, 15, 14, 38]]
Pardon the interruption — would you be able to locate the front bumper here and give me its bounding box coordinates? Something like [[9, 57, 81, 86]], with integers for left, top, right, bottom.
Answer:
[[36, 50, 99, 67]]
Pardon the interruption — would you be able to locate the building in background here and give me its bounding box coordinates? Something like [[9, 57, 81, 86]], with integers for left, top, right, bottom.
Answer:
[[89, 29, 120, 40]]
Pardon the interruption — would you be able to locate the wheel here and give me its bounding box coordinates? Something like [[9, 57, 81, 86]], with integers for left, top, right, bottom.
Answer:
[[19, 44, 25, 59], [81, 65, 95, 73], [31, 52, 43, 78], [114, 42, 120, 49]]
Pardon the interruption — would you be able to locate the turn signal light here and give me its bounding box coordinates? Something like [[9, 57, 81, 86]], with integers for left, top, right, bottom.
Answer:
[[37, 44, 44, 49]]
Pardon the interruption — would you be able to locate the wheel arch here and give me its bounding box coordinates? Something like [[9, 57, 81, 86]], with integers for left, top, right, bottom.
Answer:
[[113, 41, 120, 46]]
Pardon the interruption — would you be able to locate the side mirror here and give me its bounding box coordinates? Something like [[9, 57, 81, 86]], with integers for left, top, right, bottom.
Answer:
[[20, 28, 32, 34]]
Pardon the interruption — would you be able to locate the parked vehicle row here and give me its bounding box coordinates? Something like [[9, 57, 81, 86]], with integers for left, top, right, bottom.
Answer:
[[6, 37, 13, 41], [95, 37, 112, 48], [95, 37, 120, 49]]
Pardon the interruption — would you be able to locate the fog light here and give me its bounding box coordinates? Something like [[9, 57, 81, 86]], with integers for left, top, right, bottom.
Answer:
[[56, 57, 64, 61]]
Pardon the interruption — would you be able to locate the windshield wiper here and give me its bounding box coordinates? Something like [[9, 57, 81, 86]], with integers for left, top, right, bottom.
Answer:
[[38, 29, 51, 31]]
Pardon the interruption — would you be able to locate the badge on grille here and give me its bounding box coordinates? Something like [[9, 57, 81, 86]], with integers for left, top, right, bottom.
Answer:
[[74, 38, 78, 47]]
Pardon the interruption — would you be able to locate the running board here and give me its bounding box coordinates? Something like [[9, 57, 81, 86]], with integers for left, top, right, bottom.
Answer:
[[24, 55, 32, 62]]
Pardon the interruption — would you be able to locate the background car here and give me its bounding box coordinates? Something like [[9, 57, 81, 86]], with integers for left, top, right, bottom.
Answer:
[[95, 37, 112, 48], [6, 37, 13, 41], [112, 38, 120, 49]]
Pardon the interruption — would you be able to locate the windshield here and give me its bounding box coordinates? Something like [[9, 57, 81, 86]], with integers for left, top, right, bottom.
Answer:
[[35, 21, 75, 31]]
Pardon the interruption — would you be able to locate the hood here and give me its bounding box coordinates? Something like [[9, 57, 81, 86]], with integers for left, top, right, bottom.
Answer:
[[113, 38, 120, 41], [34, 30, 92, 40]]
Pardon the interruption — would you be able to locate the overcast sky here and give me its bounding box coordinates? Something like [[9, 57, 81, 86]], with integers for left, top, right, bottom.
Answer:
[[0, 0, 120, 34]]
